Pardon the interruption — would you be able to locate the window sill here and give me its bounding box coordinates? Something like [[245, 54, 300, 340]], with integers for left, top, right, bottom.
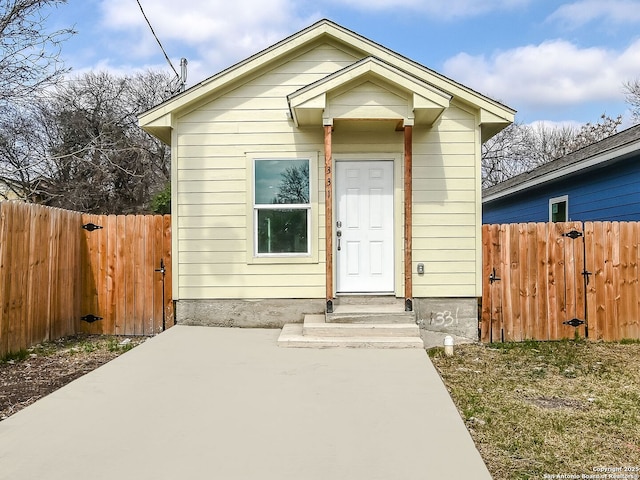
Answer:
[[249, 254, 318, 265]]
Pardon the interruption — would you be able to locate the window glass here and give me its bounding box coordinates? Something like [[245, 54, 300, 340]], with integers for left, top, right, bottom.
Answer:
[[550, 198, 567, 222], [254, 159, 310, 255], [255, 159, 309, 205], [257, 209, 308, 253]]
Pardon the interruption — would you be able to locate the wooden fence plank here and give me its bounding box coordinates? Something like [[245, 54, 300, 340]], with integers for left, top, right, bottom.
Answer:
[[563, 223, 577, 338], [493, 224, 508, 342], [12, 203, 27, 351], [535, 222, 549, 340], [143, 216, 154, 335], [115, 215, 127, 335], [163, 214, 174, 328], [584, 222, 597, 340], [105, 215, 118, 335], [125, 216, 137, 335], [573, 222, 587, 339], [97, 215, 108, 335], [152, 215, 164, 333], [632, 222, 640, 339], [517, 223, 528, 341], [524, 223, 536, 340], [593, 222, 607, 340], [133, 216, 145, 335], [603, 222, 616, 341], [481, 224, 491, 342], [619, 222, 633, 340], [0, 203, 10, 357], [547, 223, 559, 340], [80, 214, 97, 334], [503, 224, 518, 341]]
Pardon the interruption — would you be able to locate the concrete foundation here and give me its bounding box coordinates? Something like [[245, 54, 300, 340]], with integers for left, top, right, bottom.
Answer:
[[176, 298, 325, 328], [176, 297, 480, 341], [414, 297, 479, 340]]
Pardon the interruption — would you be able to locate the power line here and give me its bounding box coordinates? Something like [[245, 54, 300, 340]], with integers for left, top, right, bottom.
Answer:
[[135, 0, 179, 79]]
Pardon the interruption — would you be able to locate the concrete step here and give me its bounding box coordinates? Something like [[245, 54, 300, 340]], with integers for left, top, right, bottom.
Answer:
[[327, 304, 416, 324], [302, 314, 419, 337], [277, 323, 424, 349]]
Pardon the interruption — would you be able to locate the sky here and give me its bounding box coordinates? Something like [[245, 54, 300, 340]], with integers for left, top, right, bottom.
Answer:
[[48, 0, 640, 127]]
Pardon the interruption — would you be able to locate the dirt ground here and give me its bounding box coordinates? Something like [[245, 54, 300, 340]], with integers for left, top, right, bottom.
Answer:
[[0, 335, 147, 421]]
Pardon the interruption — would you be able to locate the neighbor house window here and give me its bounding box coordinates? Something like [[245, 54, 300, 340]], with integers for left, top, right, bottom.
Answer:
[[549, 195, 568, 222], [254, 159, 310, 256]]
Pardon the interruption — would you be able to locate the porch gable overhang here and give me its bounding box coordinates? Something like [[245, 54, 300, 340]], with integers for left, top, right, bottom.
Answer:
[[287, 57, 451, 127]]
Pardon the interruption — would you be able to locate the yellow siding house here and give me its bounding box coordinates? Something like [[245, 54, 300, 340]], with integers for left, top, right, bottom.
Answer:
[[139, 20, 515, 338]]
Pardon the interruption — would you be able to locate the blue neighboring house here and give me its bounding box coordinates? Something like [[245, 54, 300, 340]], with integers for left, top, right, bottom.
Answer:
[[483, 124, 640, 224]]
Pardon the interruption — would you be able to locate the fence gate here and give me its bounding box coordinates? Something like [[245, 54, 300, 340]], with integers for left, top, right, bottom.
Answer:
[[481, 222, 589, 342], [79, 214, 173, 336]]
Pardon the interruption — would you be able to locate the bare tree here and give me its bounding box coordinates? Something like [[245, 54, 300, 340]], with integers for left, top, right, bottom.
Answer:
[[274, 163, 309, 204], [0, 0, 74, 108], [0, 105, 47, 199], [482, 114, 622, 188], [482, 122, 534, 188], [624, 78, 640, 124], [0, 70, 174, 213]]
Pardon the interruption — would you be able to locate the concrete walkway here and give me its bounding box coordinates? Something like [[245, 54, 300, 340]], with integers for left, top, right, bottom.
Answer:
[[0, 326, 491, 480]]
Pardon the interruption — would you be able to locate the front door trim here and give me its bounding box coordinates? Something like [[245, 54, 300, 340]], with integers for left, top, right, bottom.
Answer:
[[333, 154, 403, 296]]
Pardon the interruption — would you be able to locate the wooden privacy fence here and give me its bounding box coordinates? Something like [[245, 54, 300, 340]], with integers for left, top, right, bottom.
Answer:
[[0, 201, 172, 357], [482, 221, 640, 343]]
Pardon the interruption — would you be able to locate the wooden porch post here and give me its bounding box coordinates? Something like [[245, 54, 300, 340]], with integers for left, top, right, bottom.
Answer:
[[404, 125, 413, 311], [324, 124, 334, 313]]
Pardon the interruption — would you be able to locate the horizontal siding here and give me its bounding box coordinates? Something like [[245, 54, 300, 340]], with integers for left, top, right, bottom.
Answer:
[[183, 263, 325, 275], [176, 43, 482, 300], [327, 81, 409, 120], [413, 202, 476, 214], [179, 286, 325, 299], [175, 45, 346, 299], [179, 168, 245, 181], [413, 261, 474, 273], [178, 227, 245, 240], [413, 249, 476, 261], [411, 106, 479, 298]]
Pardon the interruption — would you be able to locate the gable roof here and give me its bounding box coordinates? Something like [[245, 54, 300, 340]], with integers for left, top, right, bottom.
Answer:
[[287, 56, 452, 127], [483, 124, 640, 202], [139, 19, 514, 145]]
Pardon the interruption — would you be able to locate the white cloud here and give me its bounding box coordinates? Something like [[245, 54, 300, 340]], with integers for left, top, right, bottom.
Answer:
[[442, 39, 640, 111], [98, 0, 321, 83], [547, 0, 640, 28], [328, 0, 530, 17]]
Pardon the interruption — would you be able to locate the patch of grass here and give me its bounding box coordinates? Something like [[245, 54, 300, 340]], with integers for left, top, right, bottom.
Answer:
[[3, 335, 142, 362], [106, 337, 134, 353], [430, 340, 640, 480], [1, 349, 29, 363]]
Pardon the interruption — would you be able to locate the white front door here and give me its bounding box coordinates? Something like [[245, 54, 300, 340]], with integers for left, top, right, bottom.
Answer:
[[336, 160, 394, 293]]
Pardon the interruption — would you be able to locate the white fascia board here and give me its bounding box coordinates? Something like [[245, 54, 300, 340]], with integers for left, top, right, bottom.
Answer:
[[324, 23, 515, 119], [483, 141, 640, 203], [289, 57, 450, 107], [141, 20, 513, 126], [140, 22, 336, 123]]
